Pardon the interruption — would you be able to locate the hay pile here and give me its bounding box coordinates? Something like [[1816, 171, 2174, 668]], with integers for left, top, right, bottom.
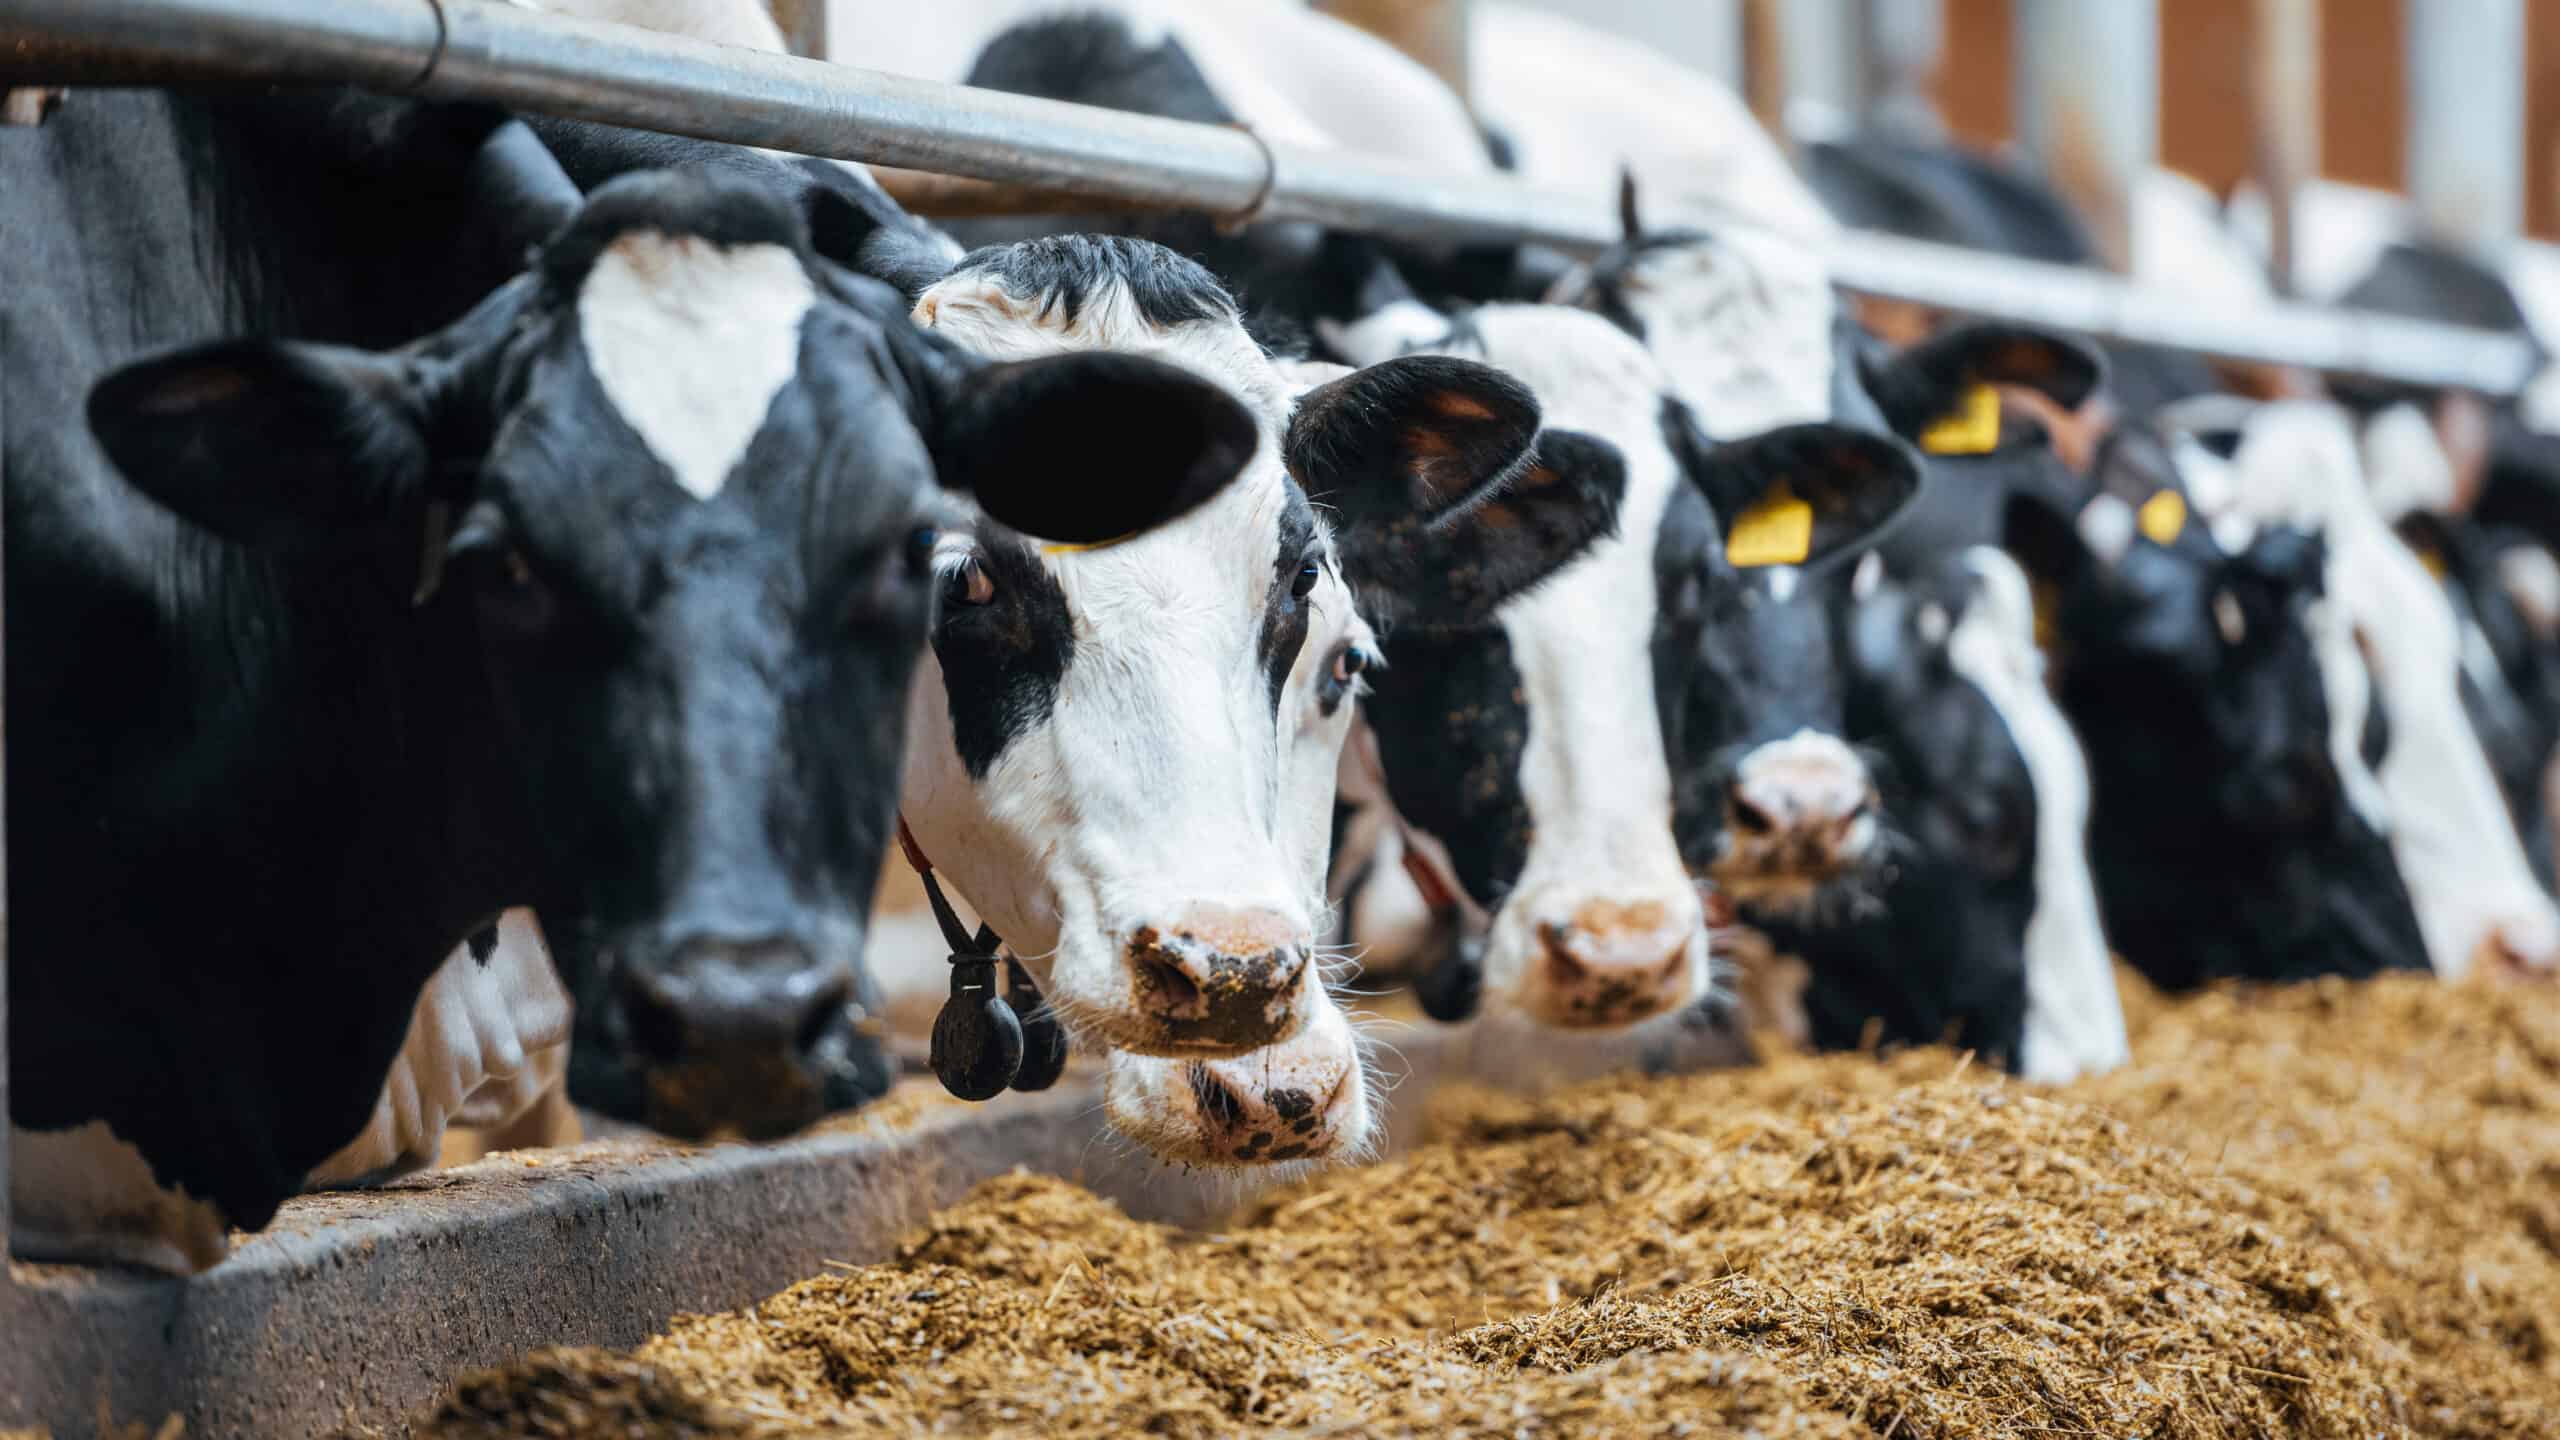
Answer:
[[420, 974, 2560, 1438]]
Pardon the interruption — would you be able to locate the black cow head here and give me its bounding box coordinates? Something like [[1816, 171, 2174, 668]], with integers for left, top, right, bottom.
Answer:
[[2004, 432, 2429, 986], [87, 169, 1256, 1142], [1658, 412, 1925, 921]]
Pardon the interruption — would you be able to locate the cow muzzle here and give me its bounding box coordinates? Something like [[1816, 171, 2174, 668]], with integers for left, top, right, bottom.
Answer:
[[1711, 730, 1880, 915], [1504, 885, 1705, 1029], [610, 932, 856, 1140], [1097, 903, 1313, 1055]]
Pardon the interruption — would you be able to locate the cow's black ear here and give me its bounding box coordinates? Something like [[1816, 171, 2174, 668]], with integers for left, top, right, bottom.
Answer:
[[798, 159, 959, 299], [931, 350, 1257, 544], [89, 339, 431, 549], [1339, 426, 1625, 630], [1287, 354, 1542, 521], [1862, 323, 2105, 441], [1684, 420, 1921, 570]]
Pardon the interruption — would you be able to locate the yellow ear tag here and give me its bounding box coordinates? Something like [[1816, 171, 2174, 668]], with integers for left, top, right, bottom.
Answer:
[[1040, 533, 1138, 555], [2136, 489, 2187, 547], [1919, 383, 2001, 456], [2415, 544, 2448, 581], [1725, 479, 1815, 568]]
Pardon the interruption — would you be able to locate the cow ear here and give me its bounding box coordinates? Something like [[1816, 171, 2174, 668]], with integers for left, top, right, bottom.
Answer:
[[798, 159, 960, 299], [88, 339, 431, 549], [931, 350, 1258, 544], [1862, 323, 2105, 443], [1683, 420, 1922, 569], [1342, 427, 1626, 630], [1286, 354, 1543, 523]]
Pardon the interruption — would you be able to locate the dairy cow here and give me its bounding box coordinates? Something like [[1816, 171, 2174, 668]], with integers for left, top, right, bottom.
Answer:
[[1772, 548, 2126, 1080], [6, 93, 1252, 1269], [893, 235, 1614, 1158]]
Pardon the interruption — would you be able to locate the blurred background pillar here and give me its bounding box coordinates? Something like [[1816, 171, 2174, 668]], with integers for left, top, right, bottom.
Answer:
[[2012, 0, 2157, 272], [2406, 0, 2524, 254], [2251, 0, 2320, 294]]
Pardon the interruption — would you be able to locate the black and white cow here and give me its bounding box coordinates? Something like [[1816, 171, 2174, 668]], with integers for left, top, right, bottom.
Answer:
[[894, 235, 1614, 1160], [7, 93, 1250, 1269], [2003, 429, 2431, 986], [1769, 546, 2125, 1079], [1318, 272, 1922, 1028]]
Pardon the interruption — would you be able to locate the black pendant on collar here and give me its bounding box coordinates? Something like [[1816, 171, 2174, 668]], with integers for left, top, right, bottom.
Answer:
[[1007, 956, 1070, 1093], [1414, 908, 1485, 1023], [931, 954, 1023, 1101]]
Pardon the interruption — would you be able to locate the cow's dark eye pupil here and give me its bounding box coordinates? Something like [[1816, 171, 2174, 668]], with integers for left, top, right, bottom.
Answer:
[[905, 525, 939, 573], [1291, 560, 1321, 599]]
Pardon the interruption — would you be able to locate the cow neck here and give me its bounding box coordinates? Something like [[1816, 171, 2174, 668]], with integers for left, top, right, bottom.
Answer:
[[1353, 723, 1487, 932], [894, 815, 1002, 961]]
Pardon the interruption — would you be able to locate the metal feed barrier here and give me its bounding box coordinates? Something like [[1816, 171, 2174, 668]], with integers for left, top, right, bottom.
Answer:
[[0, 0, 2542, 394], [0, 1, 2545, 1434]]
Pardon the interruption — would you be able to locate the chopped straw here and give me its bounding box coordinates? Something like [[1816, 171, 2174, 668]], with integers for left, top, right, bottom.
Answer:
[[416, 972, 2560, 1439]]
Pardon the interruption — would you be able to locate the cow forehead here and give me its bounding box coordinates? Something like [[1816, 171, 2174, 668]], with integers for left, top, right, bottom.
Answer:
[[575, 230, 816, 502], [1618, 233, 1838, 435]]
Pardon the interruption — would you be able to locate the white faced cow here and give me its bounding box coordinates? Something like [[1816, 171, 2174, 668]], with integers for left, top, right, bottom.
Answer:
[[894, 235, 1611, 1161]]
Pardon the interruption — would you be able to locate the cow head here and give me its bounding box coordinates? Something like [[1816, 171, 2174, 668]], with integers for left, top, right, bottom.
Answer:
[[896, 235, 1601, 1065], [88, 172, 1253, 1143], [1321, 284, 1916, 1028], [2005, 427, 2431, 985]]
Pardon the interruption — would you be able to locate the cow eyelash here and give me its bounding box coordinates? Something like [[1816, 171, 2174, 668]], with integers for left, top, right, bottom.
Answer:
[[1290, 553, 1323, 601], [937, 550, 996, 607]]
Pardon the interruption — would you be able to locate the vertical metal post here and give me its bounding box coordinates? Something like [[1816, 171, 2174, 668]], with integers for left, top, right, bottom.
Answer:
[[2250, 0, 2319, 295], [2406, 0, 2524, 254], [1865, 0, 1945, 140], [2013, 0, 2158, 272], [1315, 0, 1471, 102], [1776, 0, 1862, 137]]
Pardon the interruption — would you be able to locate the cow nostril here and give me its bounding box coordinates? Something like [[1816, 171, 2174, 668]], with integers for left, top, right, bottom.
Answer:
[[1190, 1064, 1248, 1131], [1135, 950, 1204, 1013], [792, 976, 853, 1056], [616, 968, 689, 1066], [1729, 792, 1777, 837]]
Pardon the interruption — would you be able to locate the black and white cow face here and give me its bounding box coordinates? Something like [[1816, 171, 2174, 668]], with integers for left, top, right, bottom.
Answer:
[[1821, 548, 2124, 1080], [2004, 455, 2430, 988], [1323, 297, 1917, 1027], [89, 174, 1257, 1143], [898, 235, 1582, 1061], [1657, 415, 1925, 921]]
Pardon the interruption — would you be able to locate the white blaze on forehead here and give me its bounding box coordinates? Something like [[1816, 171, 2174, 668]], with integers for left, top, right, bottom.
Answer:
[[577, 230, 815, 502], [2360, 403, 2457, 524], [1576, 227, 1839, 439], [1946, 548, 2128, 1083]]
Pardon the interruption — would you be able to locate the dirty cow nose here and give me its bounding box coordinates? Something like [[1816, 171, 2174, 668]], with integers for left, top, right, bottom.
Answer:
[[1186, 1050, 1358, 1165], [618, 935, 848, 1066], [1125, 904, 1309, 1051], [1533, 896, 1697, 1028], [1717, 731, 1880, 903]]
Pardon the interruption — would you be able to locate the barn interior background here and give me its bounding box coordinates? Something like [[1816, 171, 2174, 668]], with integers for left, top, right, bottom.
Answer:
[[2, 1, 2558, 1436]]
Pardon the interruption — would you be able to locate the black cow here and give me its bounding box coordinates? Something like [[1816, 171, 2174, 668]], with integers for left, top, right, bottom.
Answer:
[[6, 92, 1247, 1269], [2005, 436, 2430, 987]]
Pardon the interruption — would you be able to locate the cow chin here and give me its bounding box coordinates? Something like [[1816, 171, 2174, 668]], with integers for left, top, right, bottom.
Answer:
[[1100, 1003, 1373, 1168], [1709, 848, 1892, 928]]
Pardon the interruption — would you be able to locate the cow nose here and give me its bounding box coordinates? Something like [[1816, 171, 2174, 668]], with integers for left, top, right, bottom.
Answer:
[[1125, 905, 1309, 1049], [1533, 896, 1697, 1027], [617, 935, 848, 1065], [1724, 732, 1879, 868]]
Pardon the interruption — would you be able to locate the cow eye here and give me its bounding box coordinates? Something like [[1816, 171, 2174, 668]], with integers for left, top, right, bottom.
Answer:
[[904, 525, 939, 576], [1291, 557, 1322, 600], [942, 555, 995, 608], [1318, 641, 1370, 713]]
